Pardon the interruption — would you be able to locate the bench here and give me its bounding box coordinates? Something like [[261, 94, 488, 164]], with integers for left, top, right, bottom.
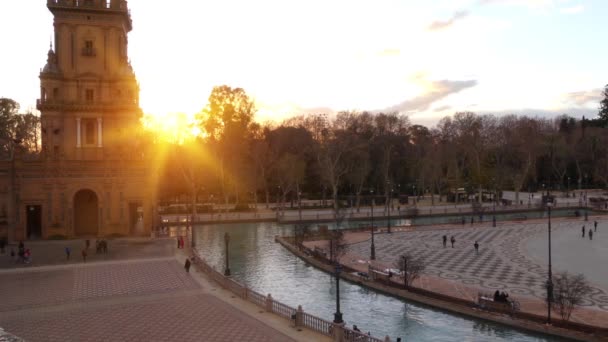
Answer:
[[478, 294, 519, 314]]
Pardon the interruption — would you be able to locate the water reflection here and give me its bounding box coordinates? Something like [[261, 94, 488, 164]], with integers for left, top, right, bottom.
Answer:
[[194, 222, 571, 341]]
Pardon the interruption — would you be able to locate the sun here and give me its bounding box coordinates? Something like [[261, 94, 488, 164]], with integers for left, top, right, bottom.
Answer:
[[141, 112, 200, 144]]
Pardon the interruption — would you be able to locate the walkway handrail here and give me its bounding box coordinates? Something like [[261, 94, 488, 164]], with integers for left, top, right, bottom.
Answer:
[[190, 253, 387, 342], [161, 202, 594, 226]]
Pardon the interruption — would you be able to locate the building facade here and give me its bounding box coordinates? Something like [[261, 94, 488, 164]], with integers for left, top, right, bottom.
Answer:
[[1, 0, 156, 241]]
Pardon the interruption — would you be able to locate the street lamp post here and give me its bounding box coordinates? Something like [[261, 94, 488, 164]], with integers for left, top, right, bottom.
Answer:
[[370, 190, 375, 260], [390, 188, 395, 233], [492, 179, 496, 227], [546, 204, 553, 324], [387, 182, 392, 234], [333, 263, 343, 323], [413, 185, 416, 206], [298, 191, 302, 221], [224, 232, 231, 276]]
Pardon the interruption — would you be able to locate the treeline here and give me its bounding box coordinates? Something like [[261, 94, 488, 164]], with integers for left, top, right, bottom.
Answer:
[[159, 85, 608, 212], [3, 83, 608, 213]]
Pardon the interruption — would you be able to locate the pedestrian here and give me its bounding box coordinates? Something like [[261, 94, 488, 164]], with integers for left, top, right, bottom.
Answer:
[[81, 248, 87, 262], [397, 338, 402, 342], [65, 246, 71, 260], [85, 239, 90, 249], [582, 226, 585, 238], [10, 248, 15, 262], [474, 241, 479, 255], [442, 235, 447, 248], [18, 242, 25, 263], [184, 258, 191, 273], [470, 217, 474, 226], [0, 238, 5, 254], [594, 221, 598, 232], [24, 249, 31, 264], [450, 236, 455, 248], [177, 236, 180, 249], [461, 217, 465, 226], [589, 230, 593, 240], [353, 325, 361, 332]]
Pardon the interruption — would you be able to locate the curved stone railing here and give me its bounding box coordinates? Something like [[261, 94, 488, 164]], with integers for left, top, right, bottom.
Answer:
[[190, 253, 387, 342]]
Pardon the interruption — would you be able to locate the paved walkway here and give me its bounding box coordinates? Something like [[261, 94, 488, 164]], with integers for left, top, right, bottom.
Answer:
[[306, 215, 608, 328], [0, 239, 326, 342], [0, 238, 175, 269]]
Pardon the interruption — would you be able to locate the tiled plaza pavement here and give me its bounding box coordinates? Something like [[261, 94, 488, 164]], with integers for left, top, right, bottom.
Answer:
[[0, 238, 175, 269], [348, 219, 608, 311], [0, 259, 198, 312], [0, 258, 294, 342], [2, 293, 292, 342]]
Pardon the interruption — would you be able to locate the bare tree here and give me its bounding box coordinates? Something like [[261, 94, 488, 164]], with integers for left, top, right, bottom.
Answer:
[[394, 253, 425, 288], [293, 224, 311, 250], [551, 272, 592, 321]]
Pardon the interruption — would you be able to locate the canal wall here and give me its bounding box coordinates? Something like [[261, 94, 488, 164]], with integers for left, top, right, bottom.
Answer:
[[275, 236, 608, 342]]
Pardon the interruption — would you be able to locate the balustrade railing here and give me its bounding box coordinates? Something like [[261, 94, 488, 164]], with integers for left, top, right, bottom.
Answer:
[[190, 253, 387, 341], [301, 313, 333, 336], [161, 201, 590, 227]]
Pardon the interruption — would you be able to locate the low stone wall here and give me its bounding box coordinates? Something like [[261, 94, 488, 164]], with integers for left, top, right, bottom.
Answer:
[[276, 236, 608, 342]]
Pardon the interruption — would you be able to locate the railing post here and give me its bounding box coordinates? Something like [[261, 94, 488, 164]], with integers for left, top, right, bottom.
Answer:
[[332, 322, 345, 342], [266, 294, 273, 312], [296, 305, 304, 328]]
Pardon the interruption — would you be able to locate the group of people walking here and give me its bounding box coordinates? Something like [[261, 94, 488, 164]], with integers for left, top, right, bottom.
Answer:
[[9, 241, 32, 264], [581, 221, 599, 240], [442, 235, 457, 248]]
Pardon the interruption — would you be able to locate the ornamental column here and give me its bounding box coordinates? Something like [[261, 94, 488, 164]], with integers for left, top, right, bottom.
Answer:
[[76, 117, 81, 147], [97, 117, 103, 147]]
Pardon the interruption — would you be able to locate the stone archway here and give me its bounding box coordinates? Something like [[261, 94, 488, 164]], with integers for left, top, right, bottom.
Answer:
[[74, 189, 99, 236]]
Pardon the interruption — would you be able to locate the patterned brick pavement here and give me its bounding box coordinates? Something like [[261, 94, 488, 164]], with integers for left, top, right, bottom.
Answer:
[[347, 219, 608, 311], [0, 259, 198, 312], [0, 258, 295, 342], [1, 294, 293, 342]]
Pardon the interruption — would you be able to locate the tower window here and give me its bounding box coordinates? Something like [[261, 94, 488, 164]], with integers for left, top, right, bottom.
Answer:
[[82, 40, 95, 56], [85, 89, 94, 103], [85, 120, 95, 144]]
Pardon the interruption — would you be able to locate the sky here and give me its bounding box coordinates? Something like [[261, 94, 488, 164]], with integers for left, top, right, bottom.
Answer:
[[0, 0, 606, 127]]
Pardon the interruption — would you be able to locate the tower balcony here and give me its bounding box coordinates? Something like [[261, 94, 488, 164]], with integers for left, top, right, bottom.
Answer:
[[37, 98, 140, 112], [47, 0, 132, 30]]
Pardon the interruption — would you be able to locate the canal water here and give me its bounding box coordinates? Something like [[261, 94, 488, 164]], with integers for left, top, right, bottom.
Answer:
[[193, 221, 572, 341]]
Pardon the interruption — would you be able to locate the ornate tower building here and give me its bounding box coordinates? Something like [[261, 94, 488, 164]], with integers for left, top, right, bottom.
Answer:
[[4, 0, 155, 241]]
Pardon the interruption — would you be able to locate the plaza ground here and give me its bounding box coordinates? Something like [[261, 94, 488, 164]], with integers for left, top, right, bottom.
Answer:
[[0, 238, 328, 342], [305, 215, 608, 328]]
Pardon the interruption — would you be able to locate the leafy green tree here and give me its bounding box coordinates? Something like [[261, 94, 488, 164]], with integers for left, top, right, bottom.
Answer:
[[197, 85, 256, 205], [0, 98, 20, 158]]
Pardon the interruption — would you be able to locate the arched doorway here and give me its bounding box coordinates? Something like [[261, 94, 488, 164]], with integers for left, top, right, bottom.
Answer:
[[74, 189, 99, 236]]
